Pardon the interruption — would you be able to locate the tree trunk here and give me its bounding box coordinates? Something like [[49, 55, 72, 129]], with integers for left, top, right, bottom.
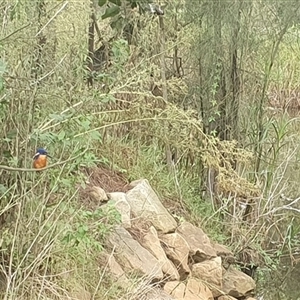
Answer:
[[87, 0, 95, 87]]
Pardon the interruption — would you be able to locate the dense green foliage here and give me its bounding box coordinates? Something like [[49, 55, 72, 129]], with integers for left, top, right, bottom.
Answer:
[[1, 0, 300, 299]]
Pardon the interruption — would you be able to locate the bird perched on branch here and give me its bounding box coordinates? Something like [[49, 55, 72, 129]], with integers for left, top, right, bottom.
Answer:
[[33, 148, 51, 169]]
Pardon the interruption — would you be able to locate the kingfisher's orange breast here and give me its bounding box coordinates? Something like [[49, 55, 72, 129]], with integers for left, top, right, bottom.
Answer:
[[33, 155, 47, 169]]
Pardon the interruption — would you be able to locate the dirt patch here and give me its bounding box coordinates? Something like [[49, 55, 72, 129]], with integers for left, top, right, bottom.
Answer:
[[83, 165, 129, 192], [79, 165, 130, 209]]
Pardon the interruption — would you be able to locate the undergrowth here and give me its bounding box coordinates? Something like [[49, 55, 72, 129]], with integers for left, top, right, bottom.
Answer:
[[2, 1, 300, 299]]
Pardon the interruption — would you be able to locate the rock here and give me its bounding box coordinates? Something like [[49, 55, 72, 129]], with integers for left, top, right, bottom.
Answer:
[[145, 288, 176, 300], [192, 257, 223, 297], [108, 226, 163, 280], [177, 222, 216, 262], [214, 243, 234, 258], [218, 296, 237, 300], [140, 226, 180, 280], [185, 277, 214, 300], [213, 242, 235, 267], [126, 179, 177, 233], [165, 278, 214, 300], [106, 254, 129, 288], [245, 298, 257, 300], [108, 192, 131, 228], [89, 186, 108, 202], [164, 281, 186, 299], [222, 267, 256, 298], [161, 233, 191, 279]]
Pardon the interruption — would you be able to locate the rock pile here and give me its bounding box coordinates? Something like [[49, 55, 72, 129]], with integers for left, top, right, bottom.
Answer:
[[95, 179, 256, 300]]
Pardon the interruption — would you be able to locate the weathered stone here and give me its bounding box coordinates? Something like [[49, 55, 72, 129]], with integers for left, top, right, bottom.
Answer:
[[145, 288, 176, 300], [177, 222, 216, 262], [126, 179, 177, 233], [108, 226, 163, 280], [192, 257, 223, 297], [222, 267, 256, 298], [213, 243, 235, 267], [106, 254, 129, 288], [218, 296, 237, 300], [185, 278, 214, 300], [89, 186, 108, 202], [140, 226, 180, 280], [164, 281, 185, 299], [161, 233, 191, 279], [108, 192, 131, 228], [245, 298, 257, 300], [186, 278, 214, 300], [214, 243, 234, 258]]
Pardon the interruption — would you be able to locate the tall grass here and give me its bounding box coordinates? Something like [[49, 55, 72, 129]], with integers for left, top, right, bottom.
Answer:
[[2, 0, 300, 298]]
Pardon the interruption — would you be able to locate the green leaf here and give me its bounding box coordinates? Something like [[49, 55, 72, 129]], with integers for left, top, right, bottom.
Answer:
[[129, 0, 151, 9], [90, 130, 102, 142], [102, 6, 121, 19], [98, 0, 107, 6], [81, 119, 91, 131], [2, 150, 11, 159], [101, 94, 116, 103], [49, 113, 65, 122], [109, 0, 121, 6], [0, 60, 6, 74], [57, 130, 66, 141], [110, 16, 124, 30], [61, 178, 73, 188], [7, 129, 17, 139], [0, 184, 8, 194]]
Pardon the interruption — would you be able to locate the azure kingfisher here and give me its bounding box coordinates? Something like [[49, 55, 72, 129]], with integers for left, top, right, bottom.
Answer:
[[33, 148, 51, 169]]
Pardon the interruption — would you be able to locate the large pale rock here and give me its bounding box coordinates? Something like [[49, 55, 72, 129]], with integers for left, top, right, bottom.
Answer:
[[90, 186, 108, 202], [177, 222, 216, 262], [192, 257, 223, 297], [165, 279, 214, 300], [164, 281, 185, 299], [108, 226, 163, 280], [108, 192, 131, 228], [213, 243, 235, 267], [222, 267, 256, 298], [214, 243, 234, 257], [218, 296, 237, 300], [161, 233, 191, 279], [145, 288, 176, 300], [185, 278, 214, 300], [126, 179, 177, 233], [106, 254, 129, 288], [140, 226, 180, 280]]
